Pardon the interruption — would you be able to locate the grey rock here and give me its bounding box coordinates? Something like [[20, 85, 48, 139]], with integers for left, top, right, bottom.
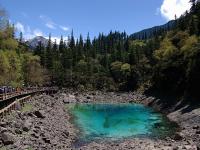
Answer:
[[197, 144, 200, 150], [196, 130, 200, 134], [15, 129, 22, 134], [0, 122, 7, 128], [42, 137, 51, 144], [173, 132, 184, 141], [31, 132, 39, 138], [63, 98, 70, 104], [62, 130, 69, 138], [14, 121, 22, 129], [0, 127, 8, 133], [193, 125, 199, 129], [34, 110, 45, 118], [22, 120, 32, 132], [63, 94, 76, 103], [15, 102, 22, 110], [172, 146, 179, 150], [1, 132, 15, 145]]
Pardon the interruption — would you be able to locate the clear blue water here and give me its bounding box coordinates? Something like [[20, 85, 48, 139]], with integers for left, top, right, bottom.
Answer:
[[68, 103, 177, 141]]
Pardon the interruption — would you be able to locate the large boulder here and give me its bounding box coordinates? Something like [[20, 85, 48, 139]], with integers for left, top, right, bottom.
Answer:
[[1, 132, 15, 145]]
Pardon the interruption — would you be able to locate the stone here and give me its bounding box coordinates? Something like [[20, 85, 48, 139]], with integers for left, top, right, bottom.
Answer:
[[196, 130, 200, 134], [173, 132, 184, 141], [74, 92, 79, 96], [197, 145, 200, 150], [15, 129, 22, 134], [31, 133, 39, 138], [193, 125, 199, 130], [0, 122, 7, 128], [14, 122, 22, 129], [69, 94, 75, 99], [34, 110, 45, 118], [1, 132, 15, 145], [15, 102, 22, 110], [42, 137, 51, 144], [27, 112, 34, 117], [22, 120, 32, 132], [62, 131, 69, 138], [63, 98, 70, 104], [172, 146, 179, 150], [185, 145, 196, 150], [0, 127, 8, 133]]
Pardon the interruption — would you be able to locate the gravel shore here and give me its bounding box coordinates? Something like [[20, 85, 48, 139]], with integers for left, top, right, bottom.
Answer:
[[0, 91, 200, 150]]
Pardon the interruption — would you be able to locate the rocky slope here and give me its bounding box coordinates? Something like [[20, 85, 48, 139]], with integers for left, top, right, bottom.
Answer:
[[0, 91, 200, 150], [26, 36, 48, 49]]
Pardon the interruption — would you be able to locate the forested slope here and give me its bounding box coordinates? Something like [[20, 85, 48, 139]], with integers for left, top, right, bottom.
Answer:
[[1, 1, 200, 104], [0, 9, 47, 88]]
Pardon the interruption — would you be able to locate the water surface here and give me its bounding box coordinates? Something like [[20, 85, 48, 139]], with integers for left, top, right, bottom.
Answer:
[[68, 103, 177, 142]]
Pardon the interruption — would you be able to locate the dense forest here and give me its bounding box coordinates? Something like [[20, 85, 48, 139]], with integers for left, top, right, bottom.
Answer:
[[0, 1, 200, 103], [0, 9, 47, 87]]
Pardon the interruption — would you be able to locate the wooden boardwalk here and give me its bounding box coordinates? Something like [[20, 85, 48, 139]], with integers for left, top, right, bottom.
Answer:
[[0, 87, 58, 119]]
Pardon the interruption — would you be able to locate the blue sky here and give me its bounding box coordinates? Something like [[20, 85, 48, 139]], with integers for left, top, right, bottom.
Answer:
[[0, 0, 191, 41]]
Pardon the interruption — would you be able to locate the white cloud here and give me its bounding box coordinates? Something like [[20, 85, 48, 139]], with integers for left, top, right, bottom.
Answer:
[[45, 36, 68, 44], [59, 26, 69, 31], [33, 29, 43, 36], [46, 22, 56, 29], [39, 15, 56, 29], [160, 0, 191, 20], [15, 22, 25, 33]]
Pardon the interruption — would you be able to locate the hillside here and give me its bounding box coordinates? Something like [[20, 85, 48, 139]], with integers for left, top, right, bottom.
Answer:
[[130, 20, 175, 40]]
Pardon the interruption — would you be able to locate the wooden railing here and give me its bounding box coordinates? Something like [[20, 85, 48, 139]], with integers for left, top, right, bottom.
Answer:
[[0, 87, 58, 119], [0, 87, 57, 101], [0, 95, 31, 119]]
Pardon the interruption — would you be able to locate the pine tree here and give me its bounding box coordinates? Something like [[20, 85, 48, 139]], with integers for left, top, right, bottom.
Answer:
[[19, 32, 23, 43], [46, 34, 53, 69], [69, 30, 75, 50], [53, 39, 58, 60], [85, 33, 91, 59], [78, 34, 84, 59], [190, 0, 196, 13], [59, 35, 64, 53]]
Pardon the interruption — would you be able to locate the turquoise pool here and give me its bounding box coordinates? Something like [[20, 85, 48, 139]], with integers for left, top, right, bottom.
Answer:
[[68, 103, 177, 141]]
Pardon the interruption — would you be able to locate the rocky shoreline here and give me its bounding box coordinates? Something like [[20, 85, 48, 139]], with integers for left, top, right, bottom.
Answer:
[[0, 91, 200, 150]]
